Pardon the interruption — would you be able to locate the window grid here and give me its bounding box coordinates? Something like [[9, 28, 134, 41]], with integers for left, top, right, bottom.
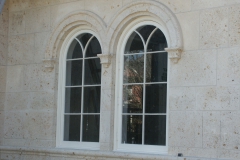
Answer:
[[64, 34, 100, 143], [122, 26, 167, 146]]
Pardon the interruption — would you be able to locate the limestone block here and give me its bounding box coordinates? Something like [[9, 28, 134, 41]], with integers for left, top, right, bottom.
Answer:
[[0, 66, 6, 92], [192, 0, 225, 10], [8, 34, 35, 65], [50, 1, 84, 28], [196, 86, 239, 111], [0, 111, 4, 145], [99, 111, 111, 143], [23, 155, 50, 160], [0, 93, 5, 111], [4, 111, 26, 139], [85, 0, 122, 24], [203, 111, 221, 149], [160, 0, 192, 13], [23, 64, 55, 92], [192, 0, 240, 10], [100, 142, 112, 151], [218, 149, 240, 160], [5, 92, 29, 111], [9, 11, 25, 35], [6, 65, 24, 92], [2, 0, 9, 13], [24, 139, 55, 148], [169, 111, 202, 148], [24, 111, 55, 140], [101, 66, 113, 90], [101, 89, 113, 111], [169, 147, 218, 159], [2, 138, 25, 146], [35, 32, 51, 64], [229, 5, 240, 47], [29, 91, 55, 110], [217, 47, 240, 85], [9, 0, 30, 12], [176, 11, 199, 50], [169, 50, 217, 86], [0, 153, 23, 160], [0, 11, 9, 36], [199, 7, 228, 49], [25, 6, 50, 33], [129, 0, 192, 13], [220, 111, 240, 150], [0, 35, 8, 65], [169, 87, 196, 111]]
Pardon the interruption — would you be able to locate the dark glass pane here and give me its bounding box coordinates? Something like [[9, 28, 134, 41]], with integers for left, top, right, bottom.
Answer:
[[146, 52, 167, 82], [147, 29, 167, 52], [64, 115, 80, 141], [125, 32, 144, 54], [144, 115, 166, 145], [136, 25, 156, 45], [82, 115, 100, 142], [122, 115, 142, 144], [66, 60, 82, 86], [123, 85, 143, 113], [76, 33, 92, 48], [84, 58, 101, 85], [67, 39, 83, 59], [124, 54, 144, 83], [83, 86, 101, 113], [145, 84, 167, 113], [65, 87, 82, 113], [86, 37, 102, 58]]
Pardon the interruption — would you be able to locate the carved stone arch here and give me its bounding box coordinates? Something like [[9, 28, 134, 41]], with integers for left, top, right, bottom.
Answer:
[[43, 10, 107, 70], [107, 0, 183, 63]]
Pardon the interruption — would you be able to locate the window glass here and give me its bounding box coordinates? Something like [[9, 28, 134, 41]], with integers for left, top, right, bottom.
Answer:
[[64, 33, 101, 143], [121, 25, 167, 146]]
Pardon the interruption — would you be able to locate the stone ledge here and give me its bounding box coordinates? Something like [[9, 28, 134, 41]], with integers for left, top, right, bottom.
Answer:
[[0, 146, 229, 160]]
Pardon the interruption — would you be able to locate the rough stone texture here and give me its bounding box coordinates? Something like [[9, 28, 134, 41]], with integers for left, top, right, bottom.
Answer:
[[1, 0, 240, 160]]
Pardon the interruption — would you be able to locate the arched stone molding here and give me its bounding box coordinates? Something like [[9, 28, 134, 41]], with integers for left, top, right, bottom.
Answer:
[[43, 10, 107, 71], [107, 0, 183, 63]]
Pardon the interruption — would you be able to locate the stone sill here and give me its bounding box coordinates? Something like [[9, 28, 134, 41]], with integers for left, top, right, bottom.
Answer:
[[0, 146, 194, 160], [0, 146, 231, 160]]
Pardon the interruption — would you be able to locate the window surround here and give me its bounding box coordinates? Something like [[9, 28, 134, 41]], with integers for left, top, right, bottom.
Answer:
[[56, 27, 102, 150], [114, 20, 170, 154]]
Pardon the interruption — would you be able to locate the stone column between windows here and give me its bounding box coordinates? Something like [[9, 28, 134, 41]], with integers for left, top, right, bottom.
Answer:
[[97, 54, 115, 151]]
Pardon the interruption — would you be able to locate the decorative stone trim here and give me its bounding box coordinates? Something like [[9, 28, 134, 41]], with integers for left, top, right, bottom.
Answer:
[[97, 54, 112, 68], [165, 48, 183, 63], [43, 59, 55, 71]]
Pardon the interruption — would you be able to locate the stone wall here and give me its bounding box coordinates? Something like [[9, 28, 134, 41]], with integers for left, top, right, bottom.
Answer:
[[0, 0, 8, 154], [1, 0, 240, 159]]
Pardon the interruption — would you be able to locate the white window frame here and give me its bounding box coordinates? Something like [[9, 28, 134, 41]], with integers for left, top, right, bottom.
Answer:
[[114, 21, 170, 154], [56, 28, 102, 150]]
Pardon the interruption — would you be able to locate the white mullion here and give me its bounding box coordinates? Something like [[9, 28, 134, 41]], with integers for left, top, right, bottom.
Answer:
[[146, 27, 158, 49], [75, 37, 84, 54], [80, 35, 94, 142], [146, 51, 167, 54], [137, 29, 146, 146], [80, 39, 87, 143], [122, 113, 166, 116], [65, 84, 101, 88], [66, 58, 83, 61]]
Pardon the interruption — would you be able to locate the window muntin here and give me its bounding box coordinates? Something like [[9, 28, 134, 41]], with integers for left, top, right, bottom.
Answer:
[[64, 33, 101, 143], [121, 25, 168, 146]]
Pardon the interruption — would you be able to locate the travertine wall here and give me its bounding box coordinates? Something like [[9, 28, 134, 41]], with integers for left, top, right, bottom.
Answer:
[[0, 0, 8, 152], [1, 0, 240, 160]]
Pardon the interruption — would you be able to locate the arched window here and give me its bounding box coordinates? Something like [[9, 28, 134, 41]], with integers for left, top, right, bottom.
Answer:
[[116, 24, 168, 153], [59, 32, 102, 149]]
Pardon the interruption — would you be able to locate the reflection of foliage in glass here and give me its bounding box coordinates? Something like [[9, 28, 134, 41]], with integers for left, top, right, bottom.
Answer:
[[124, 54, 144, 83]]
